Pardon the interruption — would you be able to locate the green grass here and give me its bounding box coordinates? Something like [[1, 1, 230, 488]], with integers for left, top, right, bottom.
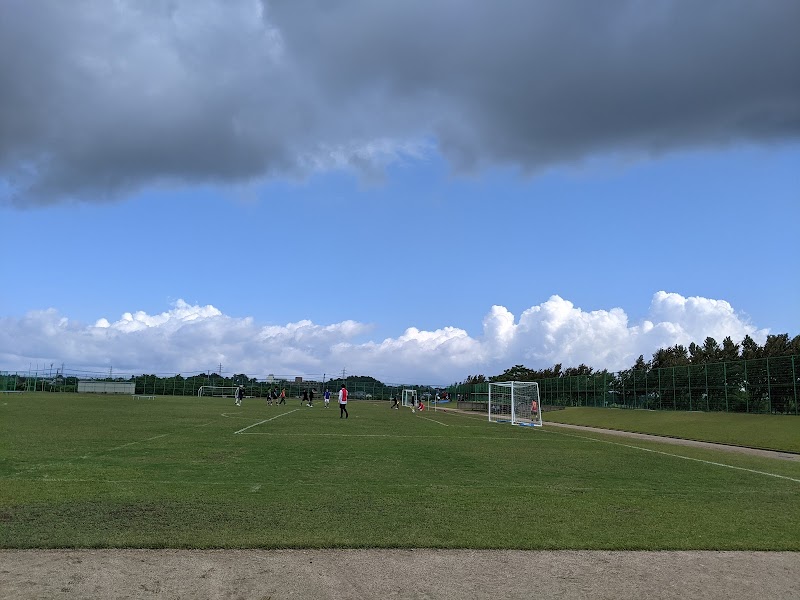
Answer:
[[543, 407, 800, 453], [1, 393, 799, 550]]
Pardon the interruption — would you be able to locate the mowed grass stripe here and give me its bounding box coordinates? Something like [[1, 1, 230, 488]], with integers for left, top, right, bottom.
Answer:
[[0, 394, 798, 550]]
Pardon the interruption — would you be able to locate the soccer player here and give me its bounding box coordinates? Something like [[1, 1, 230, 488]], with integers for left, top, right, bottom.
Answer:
[[302, 389, 309, 406], [234, 385, 243, 406], [323, 389, 331, 408], [338, 384, 348, 419], [278, 388, 286, 405], [390, 395, 399, 409], [308, 388, 314, 407]]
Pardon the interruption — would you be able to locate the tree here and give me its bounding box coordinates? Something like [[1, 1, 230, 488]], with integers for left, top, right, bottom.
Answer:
[[541, 364, 563, 379], [763, 334, 791, 357], [791, 335, 800, 356], [490, 365, 537, 382], [741, 335, 762, 360], [702, 337, 722, 363], [651, 344, 688, 369], [720, 336, 740, 361], [233, 373, 250, 386], [689, 342, 704, 365], [562, 364, 594, 377]]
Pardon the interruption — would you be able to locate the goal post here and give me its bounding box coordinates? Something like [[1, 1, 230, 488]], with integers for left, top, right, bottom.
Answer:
[[488, 381, 542, 427], [198, 385, 238, 398], [401, 388, 418, 408]]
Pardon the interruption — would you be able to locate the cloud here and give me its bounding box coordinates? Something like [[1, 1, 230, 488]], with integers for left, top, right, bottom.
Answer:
[[0, 292, 769, 384], [2, 0, 798, 206]]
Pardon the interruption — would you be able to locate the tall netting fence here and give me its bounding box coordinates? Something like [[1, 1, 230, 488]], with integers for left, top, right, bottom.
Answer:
[[4, 355, 797, 414], [446, 355, 799, 415], [0, 368, 428, 404]]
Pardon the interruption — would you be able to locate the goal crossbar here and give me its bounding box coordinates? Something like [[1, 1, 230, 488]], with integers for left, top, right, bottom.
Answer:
[[198, 385, 238, 398]]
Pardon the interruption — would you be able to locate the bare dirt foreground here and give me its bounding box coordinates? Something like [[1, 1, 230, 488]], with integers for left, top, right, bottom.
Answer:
[[2, 424, 798, 600], [2, 548, 799, 600]]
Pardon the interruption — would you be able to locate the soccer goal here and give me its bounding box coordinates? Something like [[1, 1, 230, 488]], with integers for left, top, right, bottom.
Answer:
[[198, 385, 238, 398], [401, 388, 418, 408], [488, 381, 542, 427]]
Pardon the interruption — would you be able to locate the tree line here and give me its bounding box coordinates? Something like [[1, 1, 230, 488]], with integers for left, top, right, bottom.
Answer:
[[459, 333, 800, 384]]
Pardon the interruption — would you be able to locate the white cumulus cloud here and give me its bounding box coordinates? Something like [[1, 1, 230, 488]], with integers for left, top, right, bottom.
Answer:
[[0, 292, 769, 384]]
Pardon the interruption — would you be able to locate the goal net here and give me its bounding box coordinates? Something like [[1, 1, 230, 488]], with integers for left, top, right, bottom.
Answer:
[[198, 385, 238, 398], [488, 382, 542, 427], [401, 389, 418, 408]]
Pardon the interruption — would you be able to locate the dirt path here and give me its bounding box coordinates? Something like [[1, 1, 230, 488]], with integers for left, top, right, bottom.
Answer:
[[542, 421, 800, 461], [2, 419, 797, 599], [437, 406, 800, 461], [2, 549, 798, 600]]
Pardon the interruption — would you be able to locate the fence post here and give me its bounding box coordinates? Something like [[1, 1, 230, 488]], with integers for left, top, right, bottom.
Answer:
[[767, 358, 772, 414], [672, 367, 677, 410], [723, 361, 728, 412], [570, 376, 574, 407], [793, 355, 797, 415], [657, 368, 662, 410], [744, 361, 749, 413]]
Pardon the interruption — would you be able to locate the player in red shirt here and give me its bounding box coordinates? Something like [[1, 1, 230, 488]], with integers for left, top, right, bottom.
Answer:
[[338, 384, 349, 419]]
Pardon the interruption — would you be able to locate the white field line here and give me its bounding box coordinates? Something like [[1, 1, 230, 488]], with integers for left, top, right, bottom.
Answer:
[[13, 413, 235, 478], [547, 429, 800, 484], [417, 415, 449, 426], [220, 412, 263, 420], [234, 409, 298, 434], [19, 417, 229, 474], [107, 433, 170, 452], [17, 432, 175, 475]]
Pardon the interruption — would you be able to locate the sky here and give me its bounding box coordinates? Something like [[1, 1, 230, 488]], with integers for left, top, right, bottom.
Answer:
[[1, 0, 798, 385]]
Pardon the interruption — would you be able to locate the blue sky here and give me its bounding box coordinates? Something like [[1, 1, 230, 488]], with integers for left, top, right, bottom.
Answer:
[[1, 1, 798, 384]]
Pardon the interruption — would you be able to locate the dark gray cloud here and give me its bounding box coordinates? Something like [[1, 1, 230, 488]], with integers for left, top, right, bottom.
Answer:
[[2, 0, 798, 206]]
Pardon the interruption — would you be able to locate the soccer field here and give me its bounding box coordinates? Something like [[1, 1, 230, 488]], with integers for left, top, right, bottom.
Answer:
[[1, 393, 799, 550]]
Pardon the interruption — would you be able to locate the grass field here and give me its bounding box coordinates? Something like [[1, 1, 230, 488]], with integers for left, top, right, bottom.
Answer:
[[1, 393, 799, 550]]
